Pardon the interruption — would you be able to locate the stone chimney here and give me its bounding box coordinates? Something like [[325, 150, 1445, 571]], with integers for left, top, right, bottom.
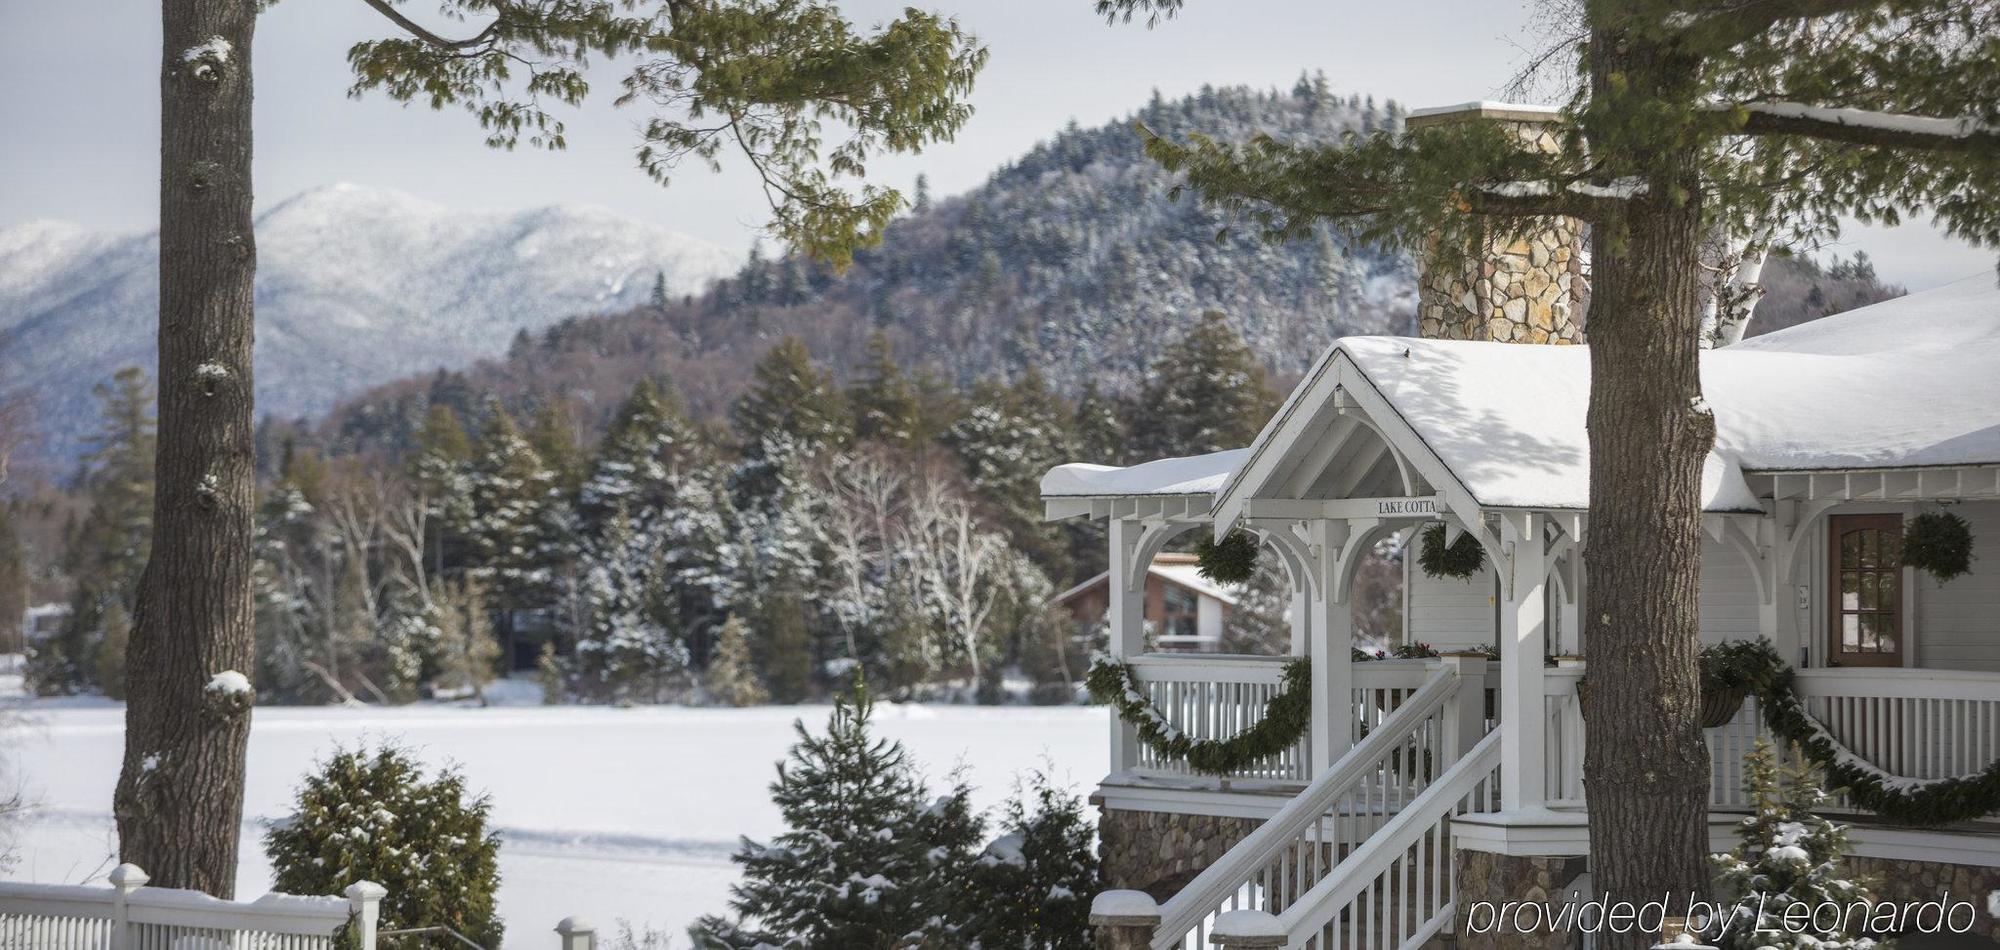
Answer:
[[1404, 102, 1586, 344]]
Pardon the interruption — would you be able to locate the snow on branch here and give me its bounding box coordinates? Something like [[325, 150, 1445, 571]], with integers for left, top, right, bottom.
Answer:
[[1717, 101, 2000, 152], [1482, 176, 1650, 200]]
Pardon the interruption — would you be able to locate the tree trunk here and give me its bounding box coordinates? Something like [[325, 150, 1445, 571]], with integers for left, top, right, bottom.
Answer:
[[111, 0, 259, 897], [1578, 27, 1715, 950]]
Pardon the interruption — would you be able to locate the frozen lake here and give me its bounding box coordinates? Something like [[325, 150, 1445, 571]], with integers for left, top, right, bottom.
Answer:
[[0, 698, 1109, 947]]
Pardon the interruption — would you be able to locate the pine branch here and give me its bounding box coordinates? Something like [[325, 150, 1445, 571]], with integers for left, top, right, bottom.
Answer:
[[1664, 0, 1888, 47]]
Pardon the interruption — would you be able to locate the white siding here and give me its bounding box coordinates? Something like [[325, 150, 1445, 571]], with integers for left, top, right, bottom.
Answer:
[[1700, 537, 1762, 645], [1405, 529, 1498, 653], [1915, 500, 2000, 672]]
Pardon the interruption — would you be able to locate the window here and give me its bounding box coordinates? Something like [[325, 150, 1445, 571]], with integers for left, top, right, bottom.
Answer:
[[1827, 514, 1904, 667], [1162, 585, 1200, 640]]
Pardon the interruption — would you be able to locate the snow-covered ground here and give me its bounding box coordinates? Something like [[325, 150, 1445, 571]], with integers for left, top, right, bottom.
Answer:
[[0, 692, 1108, 947]]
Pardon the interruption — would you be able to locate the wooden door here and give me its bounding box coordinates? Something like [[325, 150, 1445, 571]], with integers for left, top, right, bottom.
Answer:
[[1827, 513, 1905, 667]]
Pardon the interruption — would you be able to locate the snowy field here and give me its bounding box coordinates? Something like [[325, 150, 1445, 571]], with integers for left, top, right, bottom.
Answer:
[[0, 690, 1108, 947]]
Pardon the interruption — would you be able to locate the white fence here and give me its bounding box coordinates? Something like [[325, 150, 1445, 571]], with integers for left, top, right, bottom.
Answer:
[[0, 866, 605, 950], [0, 864, 375, 949]]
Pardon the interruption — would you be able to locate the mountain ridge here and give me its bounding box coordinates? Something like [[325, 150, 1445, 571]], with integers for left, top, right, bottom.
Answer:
[[0, 183, 739, 464]]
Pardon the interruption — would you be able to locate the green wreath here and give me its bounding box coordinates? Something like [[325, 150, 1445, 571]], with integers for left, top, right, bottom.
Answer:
[[1086, 655, 1311, 776], [1718, 639, 2000, 827]]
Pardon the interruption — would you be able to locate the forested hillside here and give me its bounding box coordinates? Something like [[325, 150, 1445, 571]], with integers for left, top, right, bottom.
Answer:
[[324, 80, 1417, 458]]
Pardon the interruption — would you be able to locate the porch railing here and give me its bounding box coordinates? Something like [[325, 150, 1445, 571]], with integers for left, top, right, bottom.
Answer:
[[1543, 664, 2000, 815], [1149, 662, 1489, 950], [1793, 668, 2000, 782], [1124, 654, 1312, 782]]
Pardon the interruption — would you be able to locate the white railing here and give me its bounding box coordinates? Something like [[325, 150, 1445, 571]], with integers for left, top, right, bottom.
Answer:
[[0, 864, 379, 949], [1125, 654, 1311, 782], [1793, 668, 2000, 781], [1543, 665, 1586, 806], [1220, 730, 1505, 950], [1150, 662, 1487, 950]]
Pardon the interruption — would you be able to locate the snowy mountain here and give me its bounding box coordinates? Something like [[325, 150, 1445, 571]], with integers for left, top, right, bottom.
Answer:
[[325, 84, 1424, 456], [0, 183, 738, 462]]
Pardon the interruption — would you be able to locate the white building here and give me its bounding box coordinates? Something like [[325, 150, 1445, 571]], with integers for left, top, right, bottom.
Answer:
[[1041, 103, 2000, 950]]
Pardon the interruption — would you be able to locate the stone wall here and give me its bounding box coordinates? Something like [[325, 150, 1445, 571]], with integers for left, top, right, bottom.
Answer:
[[1453, 849, 1588, 950], [1417, 217, 1586, 344], [1846, 855, 2000, 943], [1097, 807, 1264, 901]]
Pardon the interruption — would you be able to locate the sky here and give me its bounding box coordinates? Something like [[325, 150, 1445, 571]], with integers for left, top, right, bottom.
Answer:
[[1, 0, 1992, 290]]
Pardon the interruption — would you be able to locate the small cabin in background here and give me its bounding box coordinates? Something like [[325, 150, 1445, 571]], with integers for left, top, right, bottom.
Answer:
[[1052, 553, 1242, 652]]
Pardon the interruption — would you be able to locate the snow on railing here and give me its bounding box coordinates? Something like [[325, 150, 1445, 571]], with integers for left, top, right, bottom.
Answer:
[[0, 864, 379, 950], [1150, 661, 1487, 950]]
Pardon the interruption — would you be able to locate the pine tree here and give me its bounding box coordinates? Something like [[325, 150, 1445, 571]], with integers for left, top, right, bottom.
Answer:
[[754, 591, 817, 704], [462, 407, 561, 620], [1706, 740, 1879, 949], [1127, 311, 1274, 459], [1221, 557, 1290, 656], [265, 745, 503, 948], [93, 603, 132, 702], [731, 337, 851, 475], [651, 270, 669, 311], [408, 403, 474, 579], [689, 683, 984, 949], [31, 368, 156, 695], [706, 615, 768, 706], [435, 576, 501, 705], [848, 332, 921, 449], [570, 506, 691, 704], [958, 771, 1100, 950], [944, 370, 1076, 576], [1071, 381, 1126, 467], [525, 400, 586, 495]]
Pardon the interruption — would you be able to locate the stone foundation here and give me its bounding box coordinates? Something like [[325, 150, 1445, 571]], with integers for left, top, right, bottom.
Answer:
[[1453, 850, 1587, 950], [1846, 855, 2000, 944], [1098, 807, 1264, 901]]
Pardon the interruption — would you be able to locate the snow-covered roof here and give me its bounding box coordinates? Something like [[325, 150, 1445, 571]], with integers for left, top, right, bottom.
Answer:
[[1050, 557, 1243, 607], [1043, 274, 2000, 516], [1040, 448, 1248, 497], [1335, 274, 2000, 510], [1147, 561, 1243, 606]]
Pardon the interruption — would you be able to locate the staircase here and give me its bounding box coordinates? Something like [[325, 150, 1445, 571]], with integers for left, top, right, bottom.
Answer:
[[1146, 664, 1501, 950]]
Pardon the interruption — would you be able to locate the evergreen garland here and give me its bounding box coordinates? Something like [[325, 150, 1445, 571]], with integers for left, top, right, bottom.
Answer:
[[1903, 510, 1976, 583], [1086, 655, 1311, 775], [1416, 523, 1484, 580], [1716, 639, 2000, 827], [1195, 530, 1261, 584]]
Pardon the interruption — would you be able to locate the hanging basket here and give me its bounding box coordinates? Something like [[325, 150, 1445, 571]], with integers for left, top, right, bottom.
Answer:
[[1903, 510, 1976, 583], [1417, 523, 1485, 580], [1572, 679, 1746, 729], [1195, 530, 1261, 584]]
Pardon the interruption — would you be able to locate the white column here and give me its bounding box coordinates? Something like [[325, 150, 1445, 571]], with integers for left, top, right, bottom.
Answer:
[[108, 863, 146, 950], [1107, 518, 1145, 773], [1307, 519, 1354, 771], [1765, 504, 1800, 665], [1289, 588, 1309, 658], [346, 881, 386, 950], [556, 916, 598, 950], [1498, 513, 1549, 811]]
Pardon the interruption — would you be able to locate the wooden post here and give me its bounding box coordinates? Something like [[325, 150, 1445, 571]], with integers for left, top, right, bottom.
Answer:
[[1439, 653, 1489, 761], [556, 916, 597, 950], [1307, 518, 1354, 772], [1499, 513, 1549, 811], [1107, 518, 1145, 773], [108, 863, 146, 950], [345, 881, 386, 950]]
